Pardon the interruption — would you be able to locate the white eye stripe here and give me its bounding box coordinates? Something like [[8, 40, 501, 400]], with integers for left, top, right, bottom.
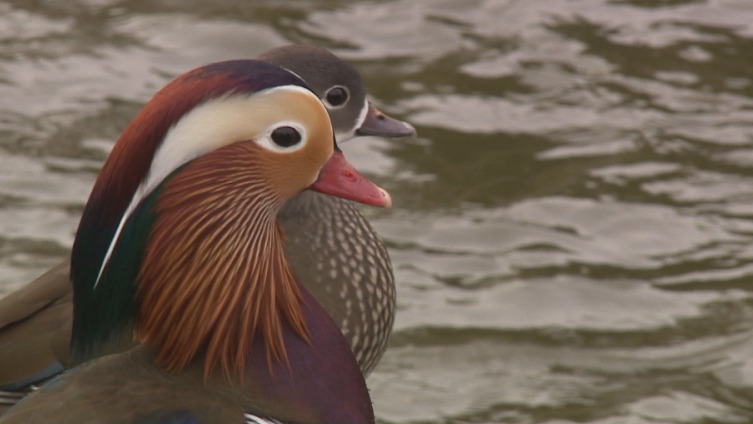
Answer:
[[322, 85, 350, 109], [255, 121, 308, 153], [350, 97, 370, 135], [333, 96, 369, 142]]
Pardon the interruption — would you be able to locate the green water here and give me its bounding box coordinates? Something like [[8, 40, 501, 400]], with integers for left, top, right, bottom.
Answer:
[[2, 1, 753, 422]]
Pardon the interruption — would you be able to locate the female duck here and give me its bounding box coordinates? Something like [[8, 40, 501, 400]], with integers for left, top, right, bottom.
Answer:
[[0, 44, 413, 402]]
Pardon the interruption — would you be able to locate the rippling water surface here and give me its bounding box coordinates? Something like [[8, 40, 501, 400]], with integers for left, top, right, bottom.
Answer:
[[3, 1, 753, 422]]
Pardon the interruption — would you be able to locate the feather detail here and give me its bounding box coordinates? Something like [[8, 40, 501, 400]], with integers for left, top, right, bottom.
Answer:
[[71, 60, 308, 360], [136, 141, 309, 381]]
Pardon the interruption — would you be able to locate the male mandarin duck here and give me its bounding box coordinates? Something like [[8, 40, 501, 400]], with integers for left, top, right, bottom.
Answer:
[[0, 44, 414, 407], [0, 59, 386, 423]]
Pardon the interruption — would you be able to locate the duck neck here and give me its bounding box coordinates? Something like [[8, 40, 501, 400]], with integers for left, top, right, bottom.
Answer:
[[136, 142, 309, 381], [74, 141, 309, 380]]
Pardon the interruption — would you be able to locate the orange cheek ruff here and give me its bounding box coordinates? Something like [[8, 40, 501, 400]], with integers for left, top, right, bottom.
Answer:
[[135, 141, 309, 381]]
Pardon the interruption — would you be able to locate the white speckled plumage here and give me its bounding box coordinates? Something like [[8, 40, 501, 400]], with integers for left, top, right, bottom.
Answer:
[[278, 191, 395, 375]]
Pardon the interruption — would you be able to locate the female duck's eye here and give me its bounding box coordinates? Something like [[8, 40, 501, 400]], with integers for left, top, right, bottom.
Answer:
[[325, 86, 349, 107], [270, 126, 302, 148]]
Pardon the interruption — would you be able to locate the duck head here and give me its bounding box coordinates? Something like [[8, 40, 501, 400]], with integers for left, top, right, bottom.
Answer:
[[69, 60, 389, 376], [258, 44, 416, 140]]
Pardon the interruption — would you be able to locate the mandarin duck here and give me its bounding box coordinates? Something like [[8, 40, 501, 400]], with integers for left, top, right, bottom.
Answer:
[[1, 59, 387, 423], [0, 44, 413, 408]]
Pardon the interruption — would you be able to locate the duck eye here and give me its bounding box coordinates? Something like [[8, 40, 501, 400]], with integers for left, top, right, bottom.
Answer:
[[270, 126, 302, 148], [325, 86, 349, 107]]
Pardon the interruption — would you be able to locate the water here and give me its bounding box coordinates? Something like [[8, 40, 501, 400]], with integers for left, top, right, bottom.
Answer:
[[2, 0, 753, 422]]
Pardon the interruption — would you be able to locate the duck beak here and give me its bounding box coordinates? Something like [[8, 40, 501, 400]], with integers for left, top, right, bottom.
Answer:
[[310, 151, 392, 208], [355, 102, 416, 138]]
